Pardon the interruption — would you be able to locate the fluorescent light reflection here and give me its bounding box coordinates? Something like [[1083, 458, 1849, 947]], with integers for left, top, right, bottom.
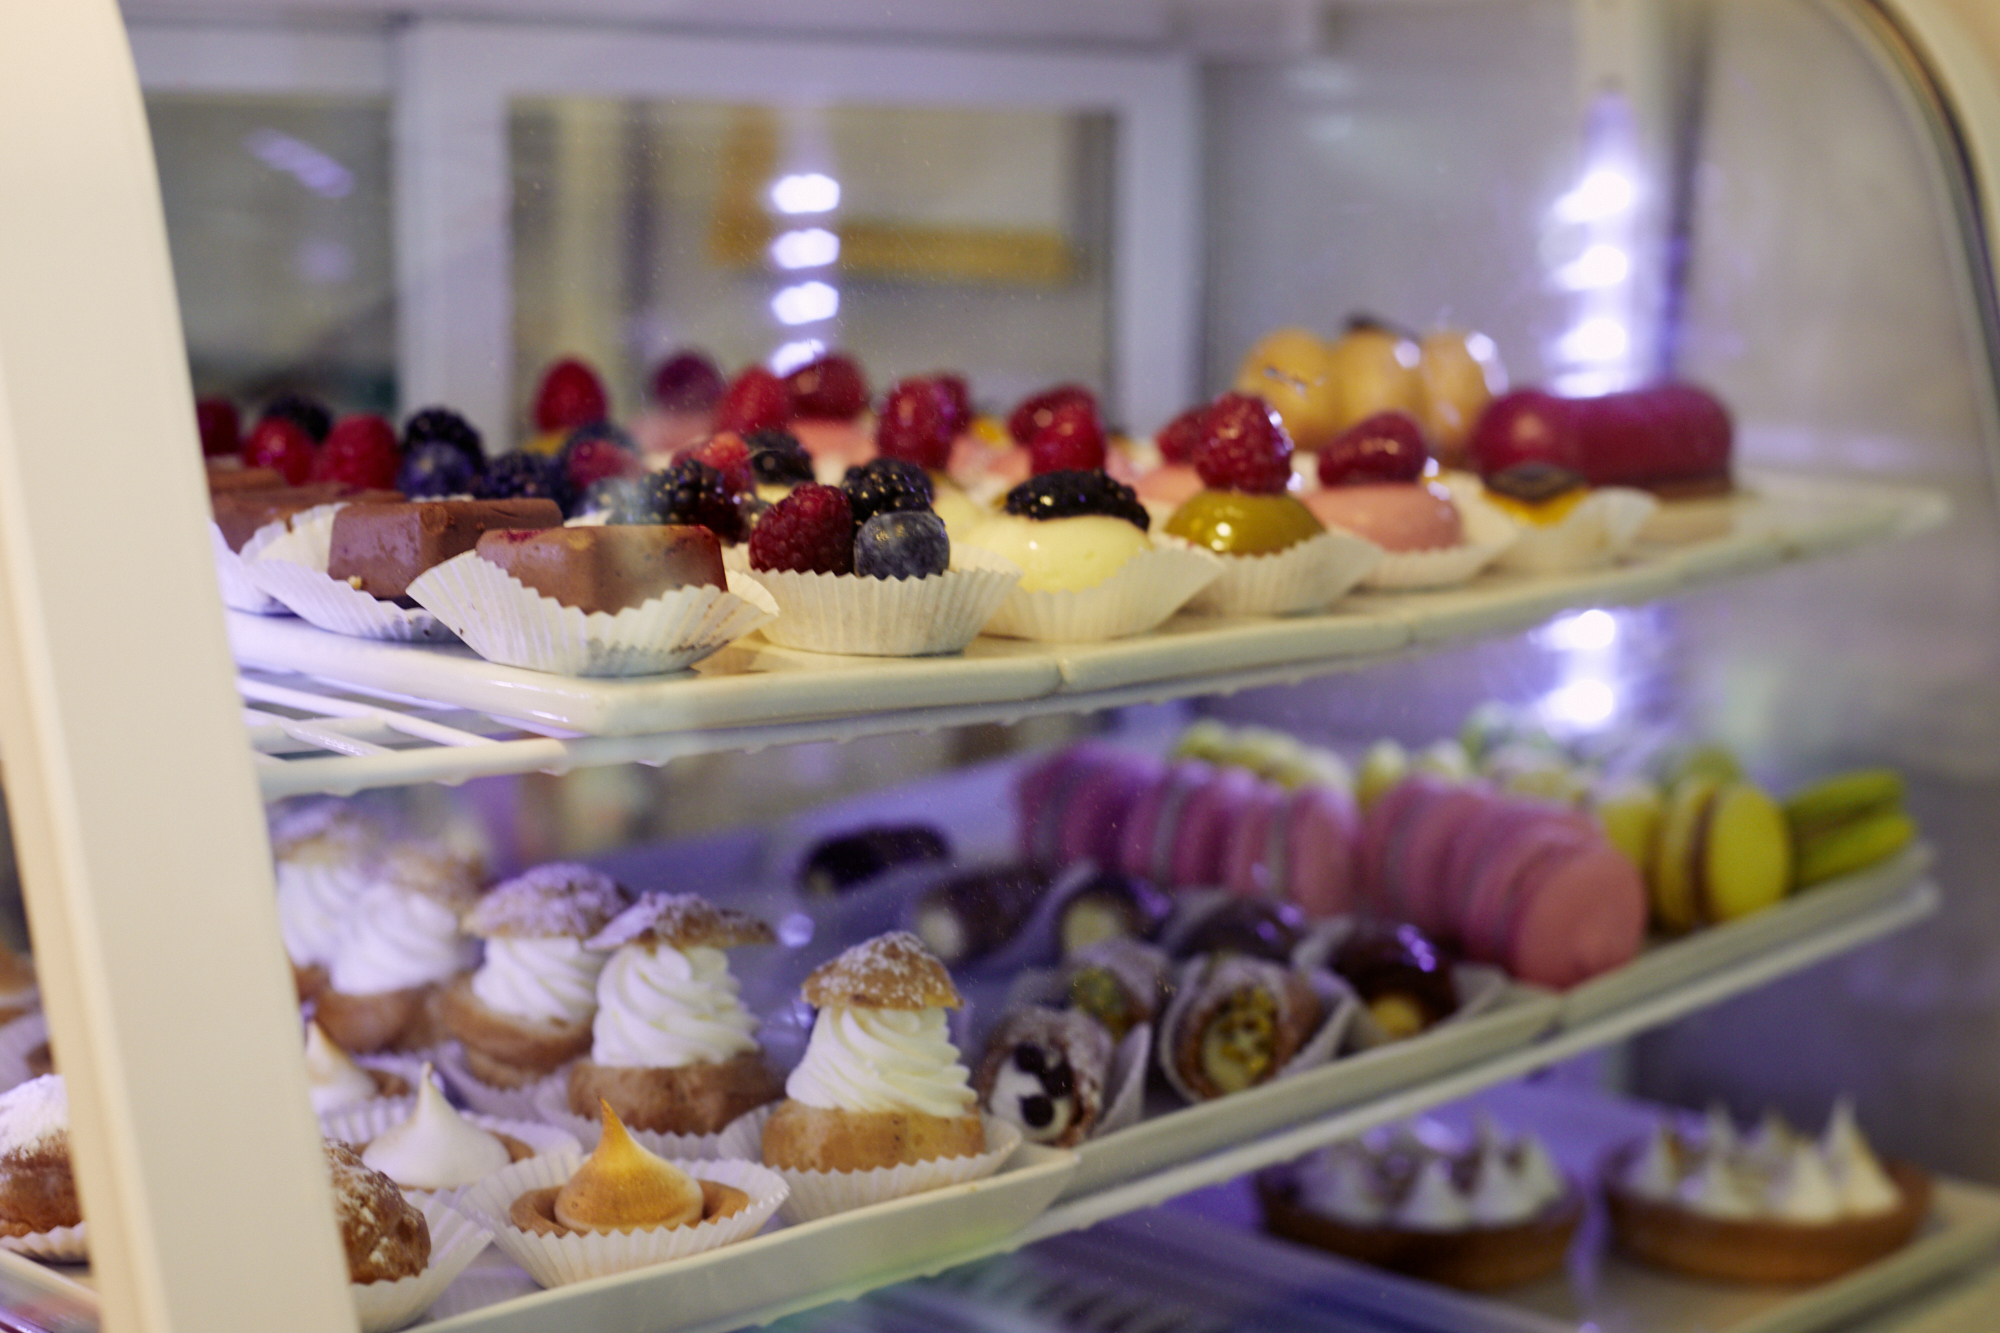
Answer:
[[770, 339, 825, 375], [771, 227, 840, 270], [1554, 168, 1635, 223], [244, 128, 353, 199], [771, 281, 840, 326], [1557, 317, 1630, 364], [1536, 608, 1618, 653], [1556, 244, 1631, 291], [1541, 677, 1619, 729], [770, 173, 841, 215]]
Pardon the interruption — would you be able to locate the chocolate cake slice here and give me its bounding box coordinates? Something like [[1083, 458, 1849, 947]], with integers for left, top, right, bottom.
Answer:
[[474, 524, 724, 615], [328, 499, 561, 601]]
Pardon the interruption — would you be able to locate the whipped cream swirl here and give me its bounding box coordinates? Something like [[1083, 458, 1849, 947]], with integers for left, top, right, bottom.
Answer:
[[327, 885, 476, 995], [591, 944, 759, 1068], [362, 1069, 510, 1190], [277, 856, 374, 970], [471, 936, 605, 1026], [785, 1005, 976, 1119]]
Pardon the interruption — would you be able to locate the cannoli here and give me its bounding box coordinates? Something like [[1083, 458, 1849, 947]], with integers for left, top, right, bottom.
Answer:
[[1330, 923, 1459, 1041], [974, 1006, 1111, 1148], [1168, 955, 1321, 1099], [1169, 896, 1305, 962], [911, 864, 1054, 966], [1063, 938, 1172, 1043], [1056, 869, 1171, 955], [798, 825, 951, 897]]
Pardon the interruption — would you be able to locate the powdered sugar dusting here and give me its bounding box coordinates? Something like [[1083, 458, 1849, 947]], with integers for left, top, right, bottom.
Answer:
[[463, 863, 631, 939], [270, 801, 377, 862], [0, 1075, 67, 1156], [587, 892, 775, 952], [377, 841, 486, 914], [802, 930, 962, 1011]]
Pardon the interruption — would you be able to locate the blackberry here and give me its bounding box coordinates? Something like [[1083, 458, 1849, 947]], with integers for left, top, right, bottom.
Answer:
[[473, 451, 569, 508], [854, 511, 948, 580], [260, 391, 333, 443], [401, 406, 484, 467], [744, 429, 814, 486], [842, 458, 934, 526], [620, 458, 746, 542], [395, 440, 480, 499], [1003, 469, 1150, 532]]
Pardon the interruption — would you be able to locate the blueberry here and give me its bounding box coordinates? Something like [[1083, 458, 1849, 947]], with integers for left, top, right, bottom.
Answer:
[[744, 429, 815, 486], [395, 440, 479, 498], [402, 406, 484, 468], [578, 475, 643, 520], [854, 510, 948, 580]]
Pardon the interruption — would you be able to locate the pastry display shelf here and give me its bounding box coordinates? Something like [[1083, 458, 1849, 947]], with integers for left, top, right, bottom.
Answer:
[[234, 467, 1947, 801]]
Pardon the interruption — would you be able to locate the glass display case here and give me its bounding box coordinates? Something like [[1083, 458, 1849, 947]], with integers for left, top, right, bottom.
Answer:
[[1, 0, 1998, 1330]]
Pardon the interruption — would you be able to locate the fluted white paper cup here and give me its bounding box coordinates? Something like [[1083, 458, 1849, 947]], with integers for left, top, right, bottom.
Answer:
[[432, 1042, 561, 1121], [1358, 490, 1517, 590], [1488, 487, 1659, 575], [214, 503, 345, 614], [528, 1076, 737, 1160], [1179, 529, 1381, 616], [747, 548, 1021, 656], [462, 1152, 785, 1289], [0, 1221, 84, 1262], [721, 1105, 1022, 1223], [407, 553, 775, 677], [320, 1099, 582, 1206], [245, 511, 455, 642], [976, 542, 1223, 641], [1155, 964, 1355, 1104], [351, 1194, 493, 1333]]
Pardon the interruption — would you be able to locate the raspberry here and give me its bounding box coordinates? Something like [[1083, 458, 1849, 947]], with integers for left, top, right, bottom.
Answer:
[[744, 429, 814, 486], [933, 374, 974, 434], [717, 366, 793, 434], [396, 440, 479, 498], [260, 392, 333, 444], [196, 397, 240, 457], [244, 417, 316, 484], [876, 379, 954, 471], [785, 353, 869, 420], [474, 451, 569, 507], [402, 407, 484, 468], [842, 458, 934, 526], [1003, 470, 1150, 532], [694, 432, 755, 494], [533, 358, 609, 432], [855, 511, 949, 580], [558, 423, 641, 507], [623, 459, 745, 541], [1194, 392, 1293, 494], [1007, 383, 1094, 445], [750, 483, 854, 575], [312, 414, 402, 489], [1318, 411, 1427, 487], [650, 350, 725, 412], [1155, 404, 1207, 465], [1028, 399, 1106, 475]]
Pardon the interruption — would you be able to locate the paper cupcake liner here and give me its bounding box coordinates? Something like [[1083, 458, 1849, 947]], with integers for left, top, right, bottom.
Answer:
[[0, 1221, 84, 1262], [351, 1193, 493, 1333], [1355, 487, 1516, 590], [719, 1107, 1022, 1224], [1490, 487, 1659, 575], [431, 1043, 565, 1121], [320, 1099, 582, 1206], [245, 511, 456, 642], [1155, 962, 1356, 1105], [528, 1076, 736, 1160], [212, 504, 343, 615], [1178, 530, 1381, 616], [975, 542, 1223, 642], [0, 1012, 48, 1093], [745, 548, 1021, 656], [406, 553, 776, 678], [461, 1152, 785, 1289]]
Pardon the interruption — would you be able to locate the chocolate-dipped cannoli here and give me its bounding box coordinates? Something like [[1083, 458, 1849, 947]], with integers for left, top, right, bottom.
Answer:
[[798, 825, 951, 897], [1063, 938, 1172, 1044], [1169, 955, 1321, 1099], [911, 864, 1055, 967], [1171, 896, 1305, 962], [974, 1006, 1112, 1148], [1057, 869, 1173, 955], [1331, 923, 1459, 1041]]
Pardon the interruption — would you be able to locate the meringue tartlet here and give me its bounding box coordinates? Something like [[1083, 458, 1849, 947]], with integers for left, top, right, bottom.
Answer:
[[509, 1102, 748, 1237]]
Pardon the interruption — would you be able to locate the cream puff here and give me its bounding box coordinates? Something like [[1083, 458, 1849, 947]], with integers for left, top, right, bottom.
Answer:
[[316, 843, 484, 1054], [326, 1139, 431, 1283], [271, 801, 381, 1003], [566, 893, 783, 1136], [0, 1075, 77, 1238]]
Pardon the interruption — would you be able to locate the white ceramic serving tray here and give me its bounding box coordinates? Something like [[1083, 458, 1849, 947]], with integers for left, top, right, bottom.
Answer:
[[1559, 842, 1935, 1028], [1060, 980, 1561, 1201]]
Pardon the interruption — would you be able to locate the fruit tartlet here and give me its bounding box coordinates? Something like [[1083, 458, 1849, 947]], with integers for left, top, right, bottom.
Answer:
[[544, 892, 784, 1149], [0, 1075, 83, 1260], [316, 842, 485, 1056], [742, 469, 1018, 657], [1163, 394, 1378, 615], [746, 931, 1020, 1221], [465, 1101, 784, 1288]]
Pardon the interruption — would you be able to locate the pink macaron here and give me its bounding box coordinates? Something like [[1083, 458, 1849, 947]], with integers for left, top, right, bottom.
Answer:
[[1458, 820, 1594, 965], [1506, 841, 1647, 988], [1057, 751, 1163, 870], [1357, 778, 1441, 914], [1222, 779, 1291, 897], [1169, 767, 1266, 889], [1118, 759, 1214, 884], [1281, 783, 1361, 919], [1016, 743, 1116, 864], [1395, 785, 1495, 938]]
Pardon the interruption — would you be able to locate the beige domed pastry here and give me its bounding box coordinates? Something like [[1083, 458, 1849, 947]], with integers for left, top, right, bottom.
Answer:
[[566, 893, 783, 1136], [304, 1020, 409, 1115], [361, 1064, 525, 1192], [316, 843, 485, 1054], [325, 1140, 431, 1284], [762, 931, 986, 1174], [0, 1075, 78, 1238], [271, 801, 381, 1003], [508, 1102, 749, 1237], [443, 864, 631, 1088]]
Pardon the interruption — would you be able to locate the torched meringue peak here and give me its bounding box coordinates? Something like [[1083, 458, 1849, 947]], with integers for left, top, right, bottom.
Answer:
[[362, 1063, 510, 1190], [554, 1101, 705, 1234]]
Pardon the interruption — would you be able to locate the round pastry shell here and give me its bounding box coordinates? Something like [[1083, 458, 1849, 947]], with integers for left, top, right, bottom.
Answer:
[[319, 1098, 582, 1207], [1176, 529, 1381, 617], [1154, 961, 1356, 1105], [719, 1106, 1021, 1224], [974, 540, 1222, 642], [351, 1193, 493, 1333], [460, 1151, 785, 1289], [529, 1075, 737, 1161], [243, 509, 457, 642], [743, 548, 1021, 656], [406, 553, 776, 678]]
